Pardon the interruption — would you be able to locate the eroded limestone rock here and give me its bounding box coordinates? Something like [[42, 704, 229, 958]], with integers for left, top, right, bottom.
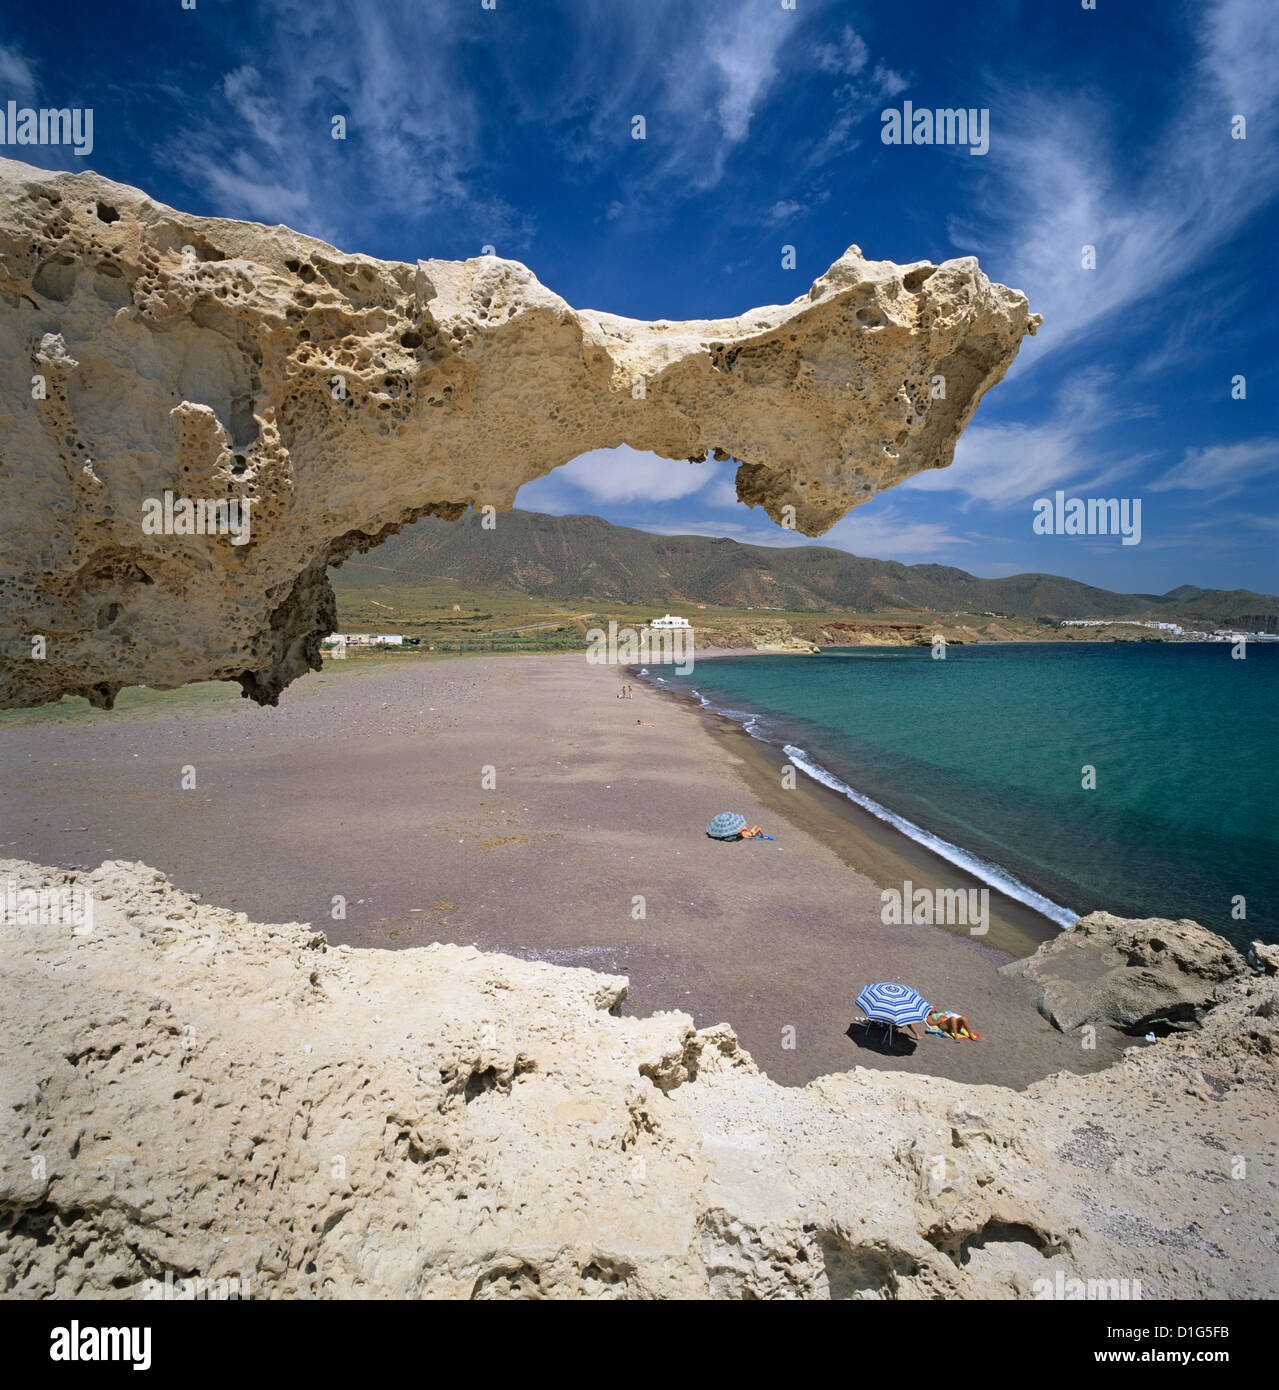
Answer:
[[0, 158, 1038, 710], [1000, 911, 1247, 1035], [1, 858, 1274, 1299]]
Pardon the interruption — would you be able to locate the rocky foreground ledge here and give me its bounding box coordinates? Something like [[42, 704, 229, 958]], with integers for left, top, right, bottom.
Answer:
[[0, 159, 1037, 710], [1, 857, 1274, 1299]]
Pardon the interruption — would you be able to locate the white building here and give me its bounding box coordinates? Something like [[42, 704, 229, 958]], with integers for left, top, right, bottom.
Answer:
[[648, 614, 691, 629]]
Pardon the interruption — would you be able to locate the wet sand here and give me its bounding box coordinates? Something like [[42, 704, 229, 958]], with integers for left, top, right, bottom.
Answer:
[[0, 652, 1128, 1087]]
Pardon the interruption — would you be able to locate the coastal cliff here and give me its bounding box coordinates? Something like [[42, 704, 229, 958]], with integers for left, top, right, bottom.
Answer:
[[698, 619, 931, 652], [2, 856, 1274, 1299]]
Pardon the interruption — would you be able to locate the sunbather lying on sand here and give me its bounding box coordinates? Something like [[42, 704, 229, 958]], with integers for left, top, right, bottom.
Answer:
[[738, 825, 770, 840], [636, 719, 654, 726], [925, 1009, 980, 1040]]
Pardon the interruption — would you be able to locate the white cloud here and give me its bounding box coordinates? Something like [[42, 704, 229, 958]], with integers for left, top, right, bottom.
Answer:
[[167, 1, 902, 240], [0, 45, 37, 100], [804, 61, 908, 168], [814, 27, 869, 77], [706, 477, 742, 509], [521, 446, 719, 507], [187, 143, 319, 230], [765, 198, 807, 225], [639, 0, 805, 191], [899, 421, 1083, 508], [166, 0, 812, 240], [171, 1, 526, 243], [1152, 438, 1279, 494], [814, 504, 972, 560], [958, 0, 1279, 366], [646, 502, 973, 563], [642, 518, 767, 540], [897, 366, 1146, 510], [703, 3, 789, 145], [897, 366, 1155, 511]]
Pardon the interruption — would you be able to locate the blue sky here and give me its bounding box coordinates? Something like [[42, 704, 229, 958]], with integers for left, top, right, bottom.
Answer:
[[3, 0, 1276, 596]]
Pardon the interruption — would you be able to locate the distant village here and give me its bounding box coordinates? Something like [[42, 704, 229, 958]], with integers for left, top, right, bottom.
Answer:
[[320, 633, 418, 651], [1058, 619, 1279, 642]]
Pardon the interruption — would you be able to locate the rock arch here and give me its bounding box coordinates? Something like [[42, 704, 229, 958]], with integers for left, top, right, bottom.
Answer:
[[0, 159, 1039, 709]]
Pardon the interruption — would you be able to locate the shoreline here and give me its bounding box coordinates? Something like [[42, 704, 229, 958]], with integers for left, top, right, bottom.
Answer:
[[637, 642, 1279, 950], [692, 637, 1264, 657], [632, 667, 1063, 960], [0, 651, 1129, 1088]]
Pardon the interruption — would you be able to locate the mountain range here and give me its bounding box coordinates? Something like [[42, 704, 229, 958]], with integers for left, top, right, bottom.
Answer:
[[333, 510, 1279, 631]]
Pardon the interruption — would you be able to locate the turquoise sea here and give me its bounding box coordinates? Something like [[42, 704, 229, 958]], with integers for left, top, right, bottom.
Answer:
[[655, 643, 1278, 947]]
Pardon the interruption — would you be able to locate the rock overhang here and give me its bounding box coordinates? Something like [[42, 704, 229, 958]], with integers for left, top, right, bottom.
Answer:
[[0, 158, 1040, 709]]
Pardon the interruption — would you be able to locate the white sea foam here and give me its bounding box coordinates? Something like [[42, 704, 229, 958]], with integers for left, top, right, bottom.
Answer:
[[669, 678, 1076, 928], [781, 743, 1077, 928]]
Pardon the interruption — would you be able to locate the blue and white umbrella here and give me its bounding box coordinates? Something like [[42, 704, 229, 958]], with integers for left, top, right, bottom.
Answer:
[[856, 982, 930, 1026], [705, 811, 748, 839]]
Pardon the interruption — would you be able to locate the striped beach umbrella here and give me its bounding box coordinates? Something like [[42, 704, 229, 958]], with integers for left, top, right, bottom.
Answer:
[[705, 811, 748, 839], [856, 982, 930, 1026]]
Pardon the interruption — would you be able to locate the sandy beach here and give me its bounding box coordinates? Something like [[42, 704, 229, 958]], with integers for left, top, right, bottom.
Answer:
[[0, 651, 1128, 1087]]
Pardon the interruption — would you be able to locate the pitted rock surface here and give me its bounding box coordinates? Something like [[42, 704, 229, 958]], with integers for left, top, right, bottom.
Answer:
[[0, 158, 1038, 710]]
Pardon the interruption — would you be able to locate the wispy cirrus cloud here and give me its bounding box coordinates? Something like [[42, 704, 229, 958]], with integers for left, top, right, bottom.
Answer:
[[640, 505, 970, 563], [167, 0, 821, 244], [0, 42, 80, 172], [520, 441, 972, 564], [802, 24, 907, 169], [957, 0, 1279, 365], [881, 0, 1279, 587], [165, 2, 912, 247], [900, 419, 1085, 509], [168, 0, 526, 246], [0, 43, 37, 99], [814, 26, 870, 77], [899, 368, 1145, 510], [802, 503, 972, 561], [1151, 438, 1279, 494]]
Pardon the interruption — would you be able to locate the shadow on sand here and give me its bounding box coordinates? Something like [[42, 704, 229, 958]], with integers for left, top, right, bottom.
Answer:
[[845, 1020, 918, 1057]]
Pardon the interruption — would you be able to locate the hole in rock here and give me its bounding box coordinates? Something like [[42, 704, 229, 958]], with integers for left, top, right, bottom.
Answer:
[[32, 256, 77, 302], [903, 265, 937, 292], [514, 443, 739, 517]]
